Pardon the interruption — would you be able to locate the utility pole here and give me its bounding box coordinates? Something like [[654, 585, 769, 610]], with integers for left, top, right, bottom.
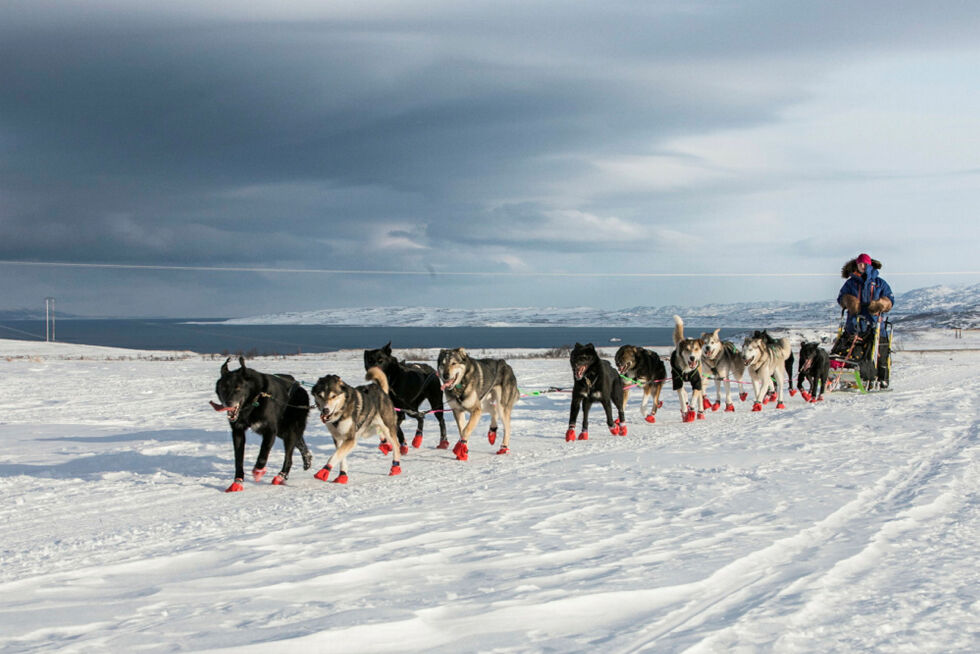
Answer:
[[45, 297, 56, 342]]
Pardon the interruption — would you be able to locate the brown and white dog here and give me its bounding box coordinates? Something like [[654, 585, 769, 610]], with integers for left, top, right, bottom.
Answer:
[[741, 332, 792, 411], [614, 344, 666, 423], [311, 367, 401, 484], [437, 347, 519, 460], [671, 315, 705, 422], [699, 328, 746, 412]]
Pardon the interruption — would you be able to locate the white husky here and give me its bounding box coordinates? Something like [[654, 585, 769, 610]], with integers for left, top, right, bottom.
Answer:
[[741, 333, 792, 411], [700, 328, 745, 412]]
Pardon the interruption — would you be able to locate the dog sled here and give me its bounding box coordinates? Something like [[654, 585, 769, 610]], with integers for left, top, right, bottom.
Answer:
[[828, 311, 892, 393]]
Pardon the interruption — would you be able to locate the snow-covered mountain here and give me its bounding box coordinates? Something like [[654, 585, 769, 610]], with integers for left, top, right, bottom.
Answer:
[[221, 283, 980, 329]]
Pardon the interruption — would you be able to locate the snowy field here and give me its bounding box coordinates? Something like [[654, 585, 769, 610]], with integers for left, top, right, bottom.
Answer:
[[1, 331, 978, 653]]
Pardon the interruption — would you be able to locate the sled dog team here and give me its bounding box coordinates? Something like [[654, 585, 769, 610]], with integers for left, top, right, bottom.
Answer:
[[212, 317, 830, 492]]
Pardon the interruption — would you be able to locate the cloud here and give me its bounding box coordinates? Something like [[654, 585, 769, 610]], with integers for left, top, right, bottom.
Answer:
[[1, 1, 979, 315]]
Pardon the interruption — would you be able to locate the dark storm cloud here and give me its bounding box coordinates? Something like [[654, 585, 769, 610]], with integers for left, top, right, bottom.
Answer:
[[2, 1, 979, 314]]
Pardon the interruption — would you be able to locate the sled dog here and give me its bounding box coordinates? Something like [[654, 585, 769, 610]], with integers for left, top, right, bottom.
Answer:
[[672, 315, 705, 422], [751, 329, 795, 398], [614, 344, 666, 423], [437, 348, 519, 460], [699, 328, 745, 412], [212, 357, 312, 492], [797, 341, 830, 402], [363, 342, 449, 450], [311, 367, 401, 484], [568, 342, 627, 440], [742, 331, 792, 410]]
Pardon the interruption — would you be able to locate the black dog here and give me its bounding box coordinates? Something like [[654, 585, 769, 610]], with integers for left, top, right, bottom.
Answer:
[[212, 356, 312, 492], [363, 342, 449, 450], [797, 342, 830, 402], [566, 343, 626, 441], [751, 329, 795, 400]]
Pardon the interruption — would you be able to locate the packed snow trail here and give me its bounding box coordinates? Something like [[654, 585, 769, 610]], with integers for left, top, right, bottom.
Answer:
[[0, 340, 977, 652]]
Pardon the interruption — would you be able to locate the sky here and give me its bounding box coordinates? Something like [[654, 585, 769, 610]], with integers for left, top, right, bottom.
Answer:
[[1, 1, 979, 318]]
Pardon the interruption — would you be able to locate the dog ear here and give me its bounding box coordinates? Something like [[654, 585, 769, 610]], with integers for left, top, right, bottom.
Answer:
[[383, 342, 392, 354], [457, 347, 468, 358], [221, 357, 231, 375], [713, 328, 721, 339], [238, 356, 247, 371]]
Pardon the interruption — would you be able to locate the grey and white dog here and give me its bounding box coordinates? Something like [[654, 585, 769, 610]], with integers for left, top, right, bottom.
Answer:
[[700, 328, 746, 412], [311, 367, 402, 484], [437, 347, 519, 461]]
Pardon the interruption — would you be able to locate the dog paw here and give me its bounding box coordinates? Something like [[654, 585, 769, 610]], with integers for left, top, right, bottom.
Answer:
[[251, 467, 267, 482], [488, 428, 497, 445], [776, 402, 786, 409], [752, 403, 763, 412], [271, 474, 285, 485], [644, 414, 656, 423], [496, 446, 509, 455], [314, 466, 331, 482], [412, 433, 423, 448], [378, 441, 393, 455], [565, 428, 577, 442], [578, 430, 589, 441], [333, 472, 349, 484], [400, 445, 409, 455], [302, 451, 313, 470], [225, 479, 245, 493], [436, 439, 450, 450], [725, 403, 735, 412], [711, 402, 720, 412], [389, 464, 401, 476]]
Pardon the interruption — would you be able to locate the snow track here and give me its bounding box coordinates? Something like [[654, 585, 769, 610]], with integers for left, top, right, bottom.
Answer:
[[0, 342, 977, 652]]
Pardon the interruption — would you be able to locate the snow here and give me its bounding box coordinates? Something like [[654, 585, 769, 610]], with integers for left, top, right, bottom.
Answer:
[[1, 332, 979, 652]]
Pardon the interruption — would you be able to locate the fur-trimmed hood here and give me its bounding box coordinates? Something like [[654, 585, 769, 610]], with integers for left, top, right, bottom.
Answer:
[[841, 257, 882, 279]]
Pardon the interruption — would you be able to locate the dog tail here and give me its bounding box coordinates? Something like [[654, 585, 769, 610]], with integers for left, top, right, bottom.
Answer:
[[365, 366, 390, 394], [673, 315, 684, 346]]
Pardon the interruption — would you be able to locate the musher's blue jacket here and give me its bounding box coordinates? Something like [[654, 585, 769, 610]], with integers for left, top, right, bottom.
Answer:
[[838, 266, 895, 333]]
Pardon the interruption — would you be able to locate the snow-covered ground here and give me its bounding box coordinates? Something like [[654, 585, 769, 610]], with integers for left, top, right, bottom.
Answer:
[[1, 331, 978, 653]]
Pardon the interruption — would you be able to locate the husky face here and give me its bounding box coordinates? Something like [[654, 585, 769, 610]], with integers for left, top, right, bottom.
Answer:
[[700, 329, 723, 360], [214, 356, 254, 423], [676, 339, 703, 372], [570, 343, 599, 380], [363, 342, 396, 372], [615, 345, 638, 375], [312, 374, 348, 423], [437, 348, 469, 390], [742, 337, 765, 367]]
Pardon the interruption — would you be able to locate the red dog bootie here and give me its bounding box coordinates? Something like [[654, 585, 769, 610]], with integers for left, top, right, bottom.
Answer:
[[436, 439, 450, 450], [752, 402, 763, 412], [578, 430, 589, 441], [389, 463, 401, 476], [225, 478, 245, 493], [488, 427, 498, 445], [314, 465, 332, 481], [645, 414, 656, 423], [412, 431, 423, 448], [725, 403, 735, 412], [565, 428, 577, 442], [333, 472, 349, 484]]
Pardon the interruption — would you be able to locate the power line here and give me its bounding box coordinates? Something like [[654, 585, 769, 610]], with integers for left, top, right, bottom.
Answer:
[[0, 259, 976, 278]]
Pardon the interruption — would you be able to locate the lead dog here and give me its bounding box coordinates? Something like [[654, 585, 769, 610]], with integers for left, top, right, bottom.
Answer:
[[437, 347, 519, 460], [797, 341, 830, 402], [212, 356, 312, 492], [567, 342, 627, 440], [311, 367, 401, 484], [742, 332, 792, 411], [614, 344, 666, 423], [699, 328, 745, 412], [363, 342, 449, 451], [672, 315, 705, 422]]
